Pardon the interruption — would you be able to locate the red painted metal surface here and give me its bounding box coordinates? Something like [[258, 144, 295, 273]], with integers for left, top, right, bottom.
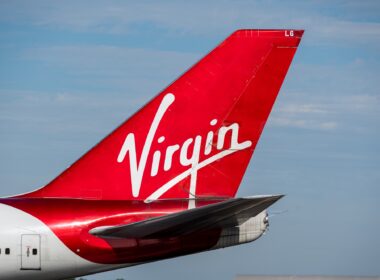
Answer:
[[17, 29, 303, 201], [4, 30, 303, 265], [2, 198, 222, 264]]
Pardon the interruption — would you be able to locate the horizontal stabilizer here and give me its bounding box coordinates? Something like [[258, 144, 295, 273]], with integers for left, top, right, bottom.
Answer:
[[90, 195, 283, 239]]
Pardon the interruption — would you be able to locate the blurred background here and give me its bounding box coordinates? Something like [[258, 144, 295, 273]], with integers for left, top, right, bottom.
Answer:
[[0, 1, 379, 279]]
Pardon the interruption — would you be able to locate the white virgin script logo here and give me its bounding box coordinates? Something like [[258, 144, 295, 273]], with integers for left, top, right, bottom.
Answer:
[[117, 93, 252, 206]]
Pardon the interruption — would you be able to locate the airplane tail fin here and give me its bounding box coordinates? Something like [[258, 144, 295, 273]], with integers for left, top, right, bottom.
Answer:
[[19, 29, 303, 201]]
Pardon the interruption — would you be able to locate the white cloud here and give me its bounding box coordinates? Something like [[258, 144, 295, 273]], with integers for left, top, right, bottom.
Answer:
[[269, 91, 379, 131], [279, 104, 327, 114], [1, 1, 380, 47], [270, 116, 338, 131], [23, 45, 198, 71], [21, 44, 199, 93]]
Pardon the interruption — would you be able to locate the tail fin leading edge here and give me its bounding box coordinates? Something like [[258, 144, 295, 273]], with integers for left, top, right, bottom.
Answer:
[[21, 29, 303, 201]]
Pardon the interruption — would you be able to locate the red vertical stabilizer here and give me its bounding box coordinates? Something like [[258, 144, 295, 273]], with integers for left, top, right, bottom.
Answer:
[[20, 29, 303, 201]]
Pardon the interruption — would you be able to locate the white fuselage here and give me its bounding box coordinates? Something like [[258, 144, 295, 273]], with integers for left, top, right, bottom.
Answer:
[[0, 202, 267, 280], [0, 203, 124, 280]]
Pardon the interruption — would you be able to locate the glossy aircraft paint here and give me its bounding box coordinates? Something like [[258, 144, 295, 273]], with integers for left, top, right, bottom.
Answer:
[[0, 29, 303, 279]]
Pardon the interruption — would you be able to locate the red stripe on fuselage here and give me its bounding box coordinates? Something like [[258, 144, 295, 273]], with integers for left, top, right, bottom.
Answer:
[[1, 198, 222, 264]]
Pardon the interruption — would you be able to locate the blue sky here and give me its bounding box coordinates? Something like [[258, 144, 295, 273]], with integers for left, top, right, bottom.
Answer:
[[0, 1, 379, 279]]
